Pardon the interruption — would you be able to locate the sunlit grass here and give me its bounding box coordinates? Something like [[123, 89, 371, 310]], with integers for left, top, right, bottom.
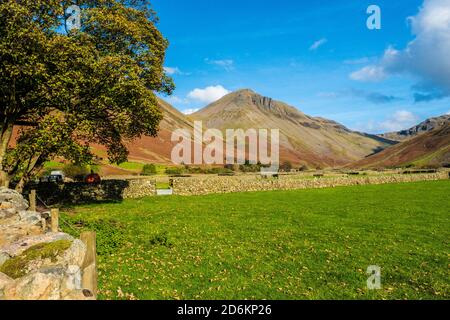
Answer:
[[62, 180, 450, 300]]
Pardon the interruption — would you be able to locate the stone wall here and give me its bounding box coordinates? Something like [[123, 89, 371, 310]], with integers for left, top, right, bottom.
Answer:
[[26, 179, 156, 205], [172, 172, 448, 196], [0, 188, 94, 300]]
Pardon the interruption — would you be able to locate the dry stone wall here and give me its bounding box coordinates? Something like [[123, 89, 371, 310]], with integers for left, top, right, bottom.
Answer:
[[0, 187, 94, 300], [27, 179, 156, 205], [172, 172, 448, 196]]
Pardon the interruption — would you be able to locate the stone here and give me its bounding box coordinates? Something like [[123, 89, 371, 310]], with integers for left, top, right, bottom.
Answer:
[[62, 265, 82, 292], [3, 266, 65, 300], [0, 272, 13, 291], [62, 239, 86, 267], [0, 252, 10, 267], [0, 232, 74, 257], [18, 210, 43, 225], [0, 187, 28, 212]]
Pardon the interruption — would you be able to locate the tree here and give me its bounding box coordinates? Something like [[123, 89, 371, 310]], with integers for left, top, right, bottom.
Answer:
[[280, 160, 292, 172], [0, 0, 174, 189], [141, 163, 157, 176]]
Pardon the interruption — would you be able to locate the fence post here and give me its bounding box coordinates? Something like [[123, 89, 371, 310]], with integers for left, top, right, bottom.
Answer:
[[50, 208, 59, 232], [81, 231, 97, 299], [29, 189, 36, 212]]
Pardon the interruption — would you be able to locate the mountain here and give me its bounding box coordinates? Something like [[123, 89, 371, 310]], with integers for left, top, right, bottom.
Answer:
[[191, 89, 395, 167], [350, 123, 450, 169], [379, 115, 450, 142]]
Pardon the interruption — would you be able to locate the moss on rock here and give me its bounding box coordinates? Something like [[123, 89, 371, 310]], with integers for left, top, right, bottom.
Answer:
[[0, 240, 72, 279]]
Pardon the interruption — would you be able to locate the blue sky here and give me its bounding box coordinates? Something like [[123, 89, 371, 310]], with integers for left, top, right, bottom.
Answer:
[[153, 0, 450, 133]]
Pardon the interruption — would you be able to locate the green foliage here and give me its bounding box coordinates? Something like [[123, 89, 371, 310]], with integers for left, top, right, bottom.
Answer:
[[148, 231, 173, 248], [63, 163, 91, 180], [63, 181, 450, 300], [61, 217, 126, 256], [0, 0, 174, 185], [165, 167, 185, 175], [183, 166, 234, 175], [239, 162, 261, 172], [142, 164, 157, 176]]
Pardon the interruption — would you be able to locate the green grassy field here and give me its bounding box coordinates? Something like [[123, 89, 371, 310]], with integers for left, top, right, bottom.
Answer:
[[61, 180, 450, 300]]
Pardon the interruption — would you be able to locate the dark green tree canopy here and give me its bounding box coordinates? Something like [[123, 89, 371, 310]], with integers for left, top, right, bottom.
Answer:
[[0, 0, 174, 188]]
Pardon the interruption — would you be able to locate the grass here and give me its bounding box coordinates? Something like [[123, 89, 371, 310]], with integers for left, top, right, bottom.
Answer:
[[61, 180, 450, 300]]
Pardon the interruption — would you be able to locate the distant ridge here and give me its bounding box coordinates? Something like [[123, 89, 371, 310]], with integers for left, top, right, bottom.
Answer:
[[379, 115, 450, 142], [350, 122, 450, 169]]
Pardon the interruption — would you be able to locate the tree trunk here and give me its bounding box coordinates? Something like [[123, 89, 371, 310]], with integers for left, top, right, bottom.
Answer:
[[0, 122, 13, 188]]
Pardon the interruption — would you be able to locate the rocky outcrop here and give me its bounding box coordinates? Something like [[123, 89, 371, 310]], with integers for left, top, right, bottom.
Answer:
[[0, 188, 94, 300]]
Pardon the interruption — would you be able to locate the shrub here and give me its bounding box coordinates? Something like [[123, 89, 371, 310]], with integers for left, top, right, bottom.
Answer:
[[63, 164, 90, 180], [142, 164, 157, 176], [165, 167, 185, 175], [280, 161, 293, 172], [148, 231, 173, 248]]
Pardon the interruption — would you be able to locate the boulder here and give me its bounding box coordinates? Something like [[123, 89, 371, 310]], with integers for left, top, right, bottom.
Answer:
[[0, 272, 13, 290], [0, 187, 28, 218], [0, 232, 74, 258], [3, 265, 65, 300], [0, 238, 86, 280], [3, 265, 94, 300]]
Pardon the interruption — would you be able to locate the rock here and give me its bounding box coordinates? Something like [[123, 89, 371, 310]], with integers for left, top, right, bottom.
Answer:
[[0, 187, 28, 213], [3, 266, 65, 300], [0, 239, 77, 279], [0, 252, 10, 267], [62, 240, 86, 267], [62, 265, 82, 292], [0, 272, 13, 290], [3, 265, 94, 300], [18, 210, 43, 225], [0, 232, 74, 258], [0, 187, 95, 300]]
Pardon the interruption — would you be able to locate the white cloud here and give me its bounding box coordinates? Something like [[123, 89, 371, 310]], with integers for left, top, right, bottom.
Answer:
[[309, 38, 327, 51], [182, 108, 200, 115], [205, 59, 234, 71], [164, 66, 190, 75], [446, 110, 450, 115], [379, 110, 419, 132], [350, 0, 450, 98], [165, 96, 189, 105], [187, 85, 231, 104], [349, 65, 387, 82], [355, 110, 420, 133]]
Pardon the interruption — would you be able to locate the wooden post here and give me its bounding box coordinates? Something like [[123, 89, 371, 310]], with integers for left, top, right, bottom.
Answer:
[[81, 231, 97, 299], [50, 208, 59, 232], [29, 190, 36, 212]]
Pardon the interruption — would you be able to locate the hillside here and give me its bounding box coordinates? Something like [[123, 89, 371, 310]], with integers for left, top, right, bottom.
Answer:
[[350, 123, 450, 169], [91, 98, 195, 174], [191, 89, 394, 167], [379, 115, 450, 141]]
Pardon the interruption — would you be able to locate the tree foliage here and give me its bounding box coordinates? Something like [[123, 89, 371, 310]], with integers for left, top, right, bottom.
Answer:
[[0, 0, 174, 189]]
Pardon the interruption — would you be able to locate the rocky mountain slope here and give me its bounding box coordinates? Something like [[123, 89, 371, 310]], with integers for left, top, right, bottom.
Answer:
[[350, 123, 450, 168], [191, 89, 394, 167], [379, 115, 450, 142]]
